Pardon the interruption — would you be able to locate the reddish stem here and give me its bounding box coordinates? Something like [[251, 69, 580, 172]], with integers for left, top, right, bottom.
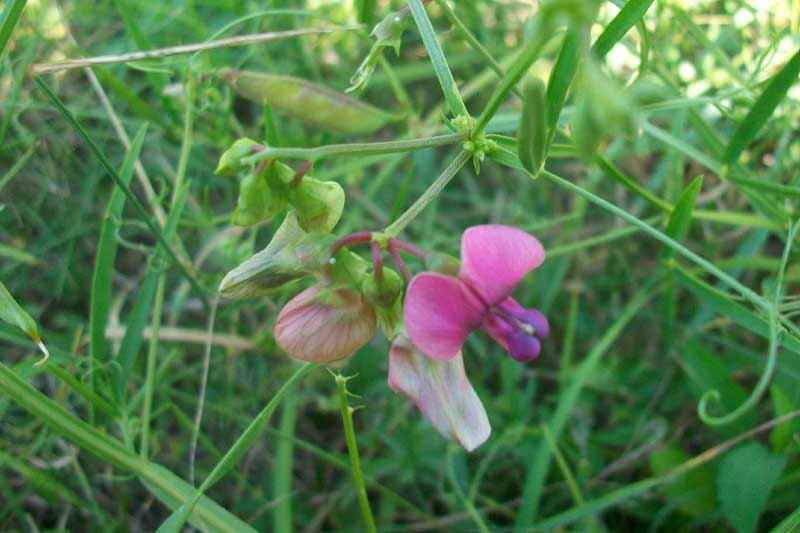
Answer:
[[387, 243, 412, 283], [388, 238, 427, 259], [372, 241, 384, 283], [330, 231, 373, 255], [255, 158, 271, 174], [291, 160, 312, 188]]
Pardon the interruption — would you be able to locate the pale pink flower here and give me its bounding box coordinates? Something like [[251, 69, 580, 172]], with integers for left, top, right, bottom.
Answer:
[[274, 284, 376, 363]]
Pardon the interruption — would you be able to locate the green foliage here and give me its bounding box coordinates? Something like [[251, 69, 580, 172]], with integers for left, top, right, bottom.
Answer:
[[717, 443, 786, 533], [1, 1, 799, 531]]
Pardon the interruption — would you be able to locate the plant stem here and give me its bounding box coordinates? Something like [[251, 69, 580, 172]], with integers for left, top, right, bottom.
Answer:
[[30, 26, 362, 74], [244, 133, 464, 163], [335, 375, 377, 533], [384, 150, 470, 237], [140, 274, 165, 458], [539, 169, 768, 312]]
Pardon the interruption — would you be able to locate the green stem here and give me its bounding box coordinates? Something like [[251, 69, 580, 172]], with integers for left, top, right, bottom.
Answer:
[[408, 0, 468, 117], [244, 133, 464, 163], [384, 150, 470, 237], [698, 220, 800, 426], [140, 274, 165, 458], [335, 375, 377, 533], [539, 170, 768, 312]]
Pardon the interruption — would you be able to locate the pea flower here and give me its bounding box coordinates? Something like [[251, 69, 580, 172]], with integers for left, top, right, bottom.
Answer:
[[274, 284, 376, 363], [404, 225, 549, 362], [388, 334, 490, 451]]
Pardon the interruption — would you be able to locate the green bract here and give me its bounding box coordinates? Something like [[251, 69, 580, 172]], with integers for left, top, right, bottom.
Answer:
[[231, 171, 287, 227], [288, 176, 345, 234], [215, 138, 259, 175], [347, 10, 408, 93]]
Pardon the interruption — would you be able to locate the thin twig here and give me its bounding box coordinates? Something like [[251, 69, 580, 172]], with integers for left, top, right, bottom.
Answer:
[[190, 296, 219, 485], [30, 26, 363, 75], [104, 325, 255, 350]]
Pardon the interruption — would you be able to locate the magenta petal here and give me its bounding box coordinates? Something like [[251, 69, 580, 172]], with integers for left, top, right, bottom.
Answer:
[[388, 335, 491, 451], [403, 273, 484, 360], [459, 225, 545, 305]]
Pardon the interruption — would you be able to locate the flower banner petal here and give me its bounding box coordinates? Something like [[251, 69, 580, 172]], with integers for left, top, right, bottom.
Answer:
[[403, 273, 484, 360], [388, 336, 491, 452], [459, 225, 544, 305], [274, 285, 376, 362]]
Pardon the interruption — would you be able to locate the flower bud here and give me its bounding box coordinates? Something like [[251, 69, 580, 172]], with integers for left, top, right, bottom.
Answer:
[[274, 284, 376, 363], [361, 267, 404, 338], [215, 138, 259, 175], [287, 177, 345, 234], [219, 213, 332, 299]]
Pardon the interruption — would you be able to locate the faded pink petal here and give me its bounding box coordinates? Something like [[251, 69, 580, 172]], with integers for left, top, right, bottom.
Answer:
[[274, 285, 376, 363], [403, 273, 484, 360], [459, 225, 544, 305], [388, 335, 491, 451]]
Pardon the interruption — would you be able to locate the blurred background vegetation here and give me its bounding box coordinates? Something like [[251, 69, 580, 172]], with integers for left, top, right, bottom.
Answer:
[[1, 0, 799, 531]]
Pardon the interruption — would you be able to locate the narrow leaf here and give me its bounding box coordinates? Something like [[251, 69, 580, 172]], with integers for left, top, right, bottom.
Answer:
[[724, 48, 800, 165], [0, 0, 26, 60], [0, 280, 47, 365], [663, 175, 702, 262], [90, 125, 147, 379], [592, 0, 655, 59]]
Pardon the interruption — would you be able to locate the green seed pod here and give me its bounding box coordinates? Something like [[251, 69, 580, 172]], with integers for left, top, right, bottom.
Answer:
[[223, 70, 399, 135], [218, 213, 333, 299], [215, 138, 259, 175], [518, 77, 548, 174], [287, 177, 345, 234]]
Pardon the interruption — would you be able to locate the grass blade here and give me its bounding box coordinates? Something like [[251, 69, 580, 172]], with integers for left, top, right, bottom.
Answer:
[[0, 362, 256, 532], [156, 363, 315, 532], [516, 289, 653, 526], [89, 124, 147, 399], [723, 48, 800, 165], [592, 0, 655, 59], [0, 0, 26, 59], [408, 0, 468, 117], [33, 77, 210, 311]]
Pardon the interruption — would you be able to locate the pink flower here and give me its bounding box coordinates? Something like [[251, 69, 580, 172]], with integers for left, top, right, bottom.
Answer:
[[388, 334, 490, 451], [404, 225, 549, 362], [274, 284, 376, 363]]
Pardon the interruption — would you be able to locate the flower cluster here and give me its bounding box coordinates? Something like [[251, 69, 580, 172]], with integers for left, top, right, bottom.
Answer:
[[217, 142, 549, 451]]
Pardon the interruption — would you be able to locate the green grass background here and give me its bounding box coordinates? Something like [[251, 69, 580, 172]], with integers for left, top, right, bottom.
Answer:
[[1, 0, 800, 531]]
